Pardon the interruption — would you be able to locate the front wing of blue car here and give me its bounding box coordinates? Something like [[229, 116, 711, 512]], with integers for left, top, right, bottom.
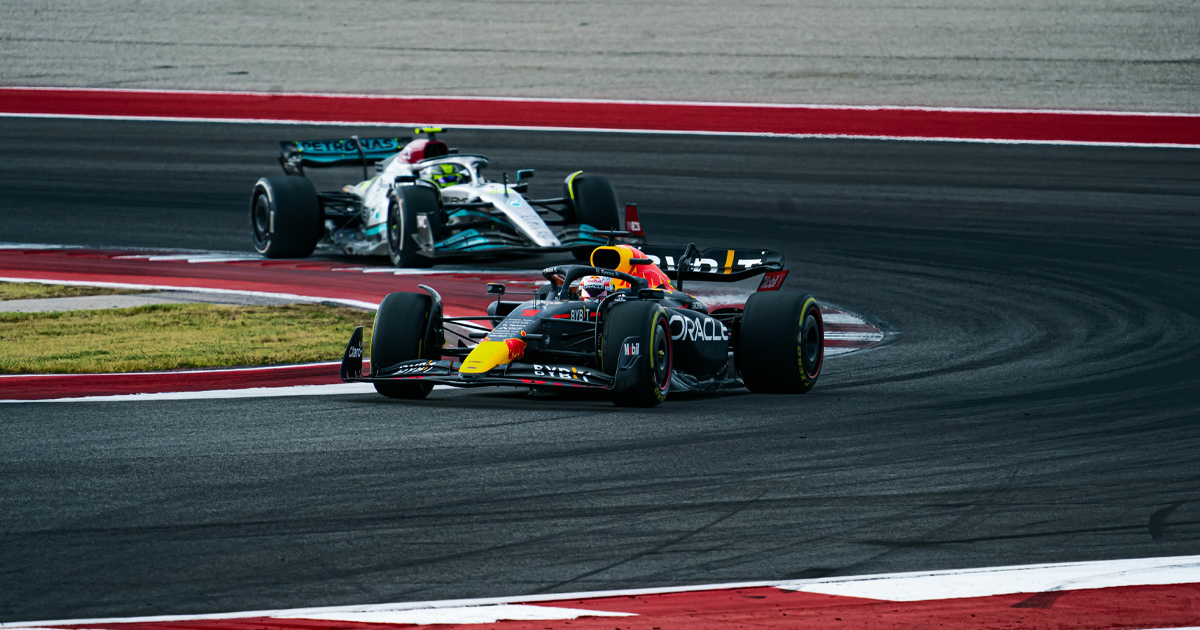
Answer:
[[339, 327, 640, 391]]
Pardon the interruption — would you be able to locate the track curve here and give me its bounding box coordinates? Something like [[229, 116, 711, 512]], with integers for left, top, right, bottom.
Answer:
[[1, 118, 1199, 620]]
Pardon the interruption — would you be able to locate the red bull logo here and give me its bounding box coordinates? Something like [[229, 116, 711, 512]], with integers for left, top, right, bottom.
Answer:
[[505, 338, 526, 361]]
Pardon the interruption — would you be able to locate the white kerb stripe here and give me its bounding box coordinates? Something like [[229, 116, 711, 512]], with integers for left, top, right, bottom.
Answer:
[[824, 332, 885, 341], [6, 555, 1199, 628], [821, 313, 867, 324], [0, 277, 379, 311], [289, 606, 632, 625], [787, 554, 1200, 602], [0, 384, 460, 404]]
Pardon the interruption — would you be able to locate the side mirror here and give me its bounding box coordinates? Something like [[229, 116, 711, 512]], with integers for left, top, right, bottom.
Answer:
[[638, 288, 665, 300], [394, 174, 418, 184], [487, 283, 506, 296], [516, 169, 535, 183]]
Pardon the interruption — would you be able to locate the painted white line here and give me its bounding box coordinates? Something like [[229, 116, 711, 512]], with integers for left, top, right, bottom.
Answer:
[[0, 243, 75, 250], [0, 383, 380, 404], [2, 112, 1196, 149], [4, 555, 1197, 628], [290, 605, 632, 625], [784, 555, 1200, 602], [0, 293, 203, 313], [112, 254, 262, 263], [822, 313, 867, 324], [825, 332, 886, 341], [0, 277, 380, 311], [0, 383, 464, 404]]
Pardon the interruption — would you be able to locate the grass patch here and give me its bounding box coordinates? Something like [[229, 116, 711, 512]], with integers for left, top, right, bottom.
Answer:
[[0, 281, 148, 301], [0, 303, 374, 374]]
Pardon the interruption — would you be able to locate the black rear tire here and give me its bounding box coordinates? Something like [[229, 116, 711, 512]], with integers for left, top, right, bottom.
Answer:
[[737, 292, 824, 393], [371, 292, 439, 399], [250, 176, 321, 258], [601, 301, 672, 407], [567, 175, 621, 260], [388, 186, 439, 268]]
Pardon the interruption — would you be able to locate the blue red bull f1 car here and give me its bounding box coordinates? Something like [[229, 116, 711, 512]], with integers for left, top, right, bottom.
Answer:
[[340, 239, 824, 406]]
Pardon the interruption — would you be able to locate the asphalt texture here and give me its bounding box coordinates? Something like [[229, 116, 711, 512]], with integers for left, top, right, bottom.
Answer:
[[2, 118, 1200, 620], [3, 1, 1198, 111]]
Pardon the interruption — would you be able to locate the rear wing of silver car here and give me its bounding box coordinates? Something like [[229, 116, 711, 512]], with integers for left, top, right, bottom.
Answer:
[[638, 244, 789, 291], [278, 136, 408, 175]]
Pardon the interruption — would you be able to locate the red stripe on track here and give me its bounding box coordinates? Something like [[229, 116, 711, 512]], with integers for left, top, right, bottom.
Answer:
[[35, 583, 1200, 630], [49, 619, 398, 630], [530, 583, 1200, 630], [0, 364, 345, 401], [2, 88, 1198, 146], [824, 340, 880, 349]]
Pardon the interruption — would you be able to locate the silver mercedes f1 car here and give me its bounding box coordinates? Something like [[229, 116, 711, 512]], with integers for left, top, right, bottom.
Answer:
[[250, 128, 645, 267]]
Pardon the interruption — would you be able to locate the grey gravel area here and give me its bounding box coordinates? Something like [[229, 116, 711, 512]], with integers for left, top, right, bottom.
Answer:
[[1, 1, 1196, 112], [0, 290, 299, 313]]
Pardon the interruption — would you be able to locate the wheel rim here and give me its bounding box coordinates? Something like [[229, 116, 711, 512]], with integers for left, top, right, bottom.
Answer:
[[252, 195, 271, 245], [653, 316, 671, 392], [387, 200, 403, 253], [800, 311, 823, 379]]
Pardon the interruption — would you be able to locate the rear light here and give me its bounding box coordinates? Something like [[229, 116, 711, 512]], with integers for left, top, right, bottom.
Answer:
[[756, 269, 788, 292], [625, 203, 645, 237]]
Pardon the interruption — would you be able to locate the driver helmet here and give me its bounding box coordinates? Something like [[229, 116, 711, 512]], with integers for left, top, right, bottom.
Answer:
[[424, 163, 469, 188], [578, 275, 613, 300]]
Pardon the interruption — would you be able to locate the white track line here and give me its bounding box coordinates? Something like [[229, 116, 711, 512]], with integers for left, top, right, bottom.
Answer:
[[786, 554, 1200, 602], [825, 332, 886, 341], [0, 383, 382, 404], [3, 555, 1197, 627], [3, 112, 1196, 148], [822, 313, 867, 324], [0, 277, 380, 311], [112, 253, 263, 263], [294, 606, 632, 625]]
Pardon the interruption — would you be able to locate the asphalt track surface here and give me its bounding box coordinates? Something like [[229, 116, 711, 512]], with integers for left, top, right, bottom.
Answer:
[[2, 118, 1200, 621]]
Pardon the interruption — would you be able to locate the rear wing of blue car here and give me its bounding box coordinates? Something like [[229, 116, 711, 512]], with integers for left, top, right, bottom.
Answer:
[[278, 136, 408, 175], [638, 245, 789, 290]]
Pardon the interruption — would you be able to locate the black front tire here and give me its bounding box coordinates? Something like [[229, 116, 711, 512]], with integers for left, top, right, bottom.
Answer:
[[601, 301, 672, 407], [371, 292, 439, 399], [737, 292, 824, 393], [387, 186, 439, 268], [250, 176, 321, 258]]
